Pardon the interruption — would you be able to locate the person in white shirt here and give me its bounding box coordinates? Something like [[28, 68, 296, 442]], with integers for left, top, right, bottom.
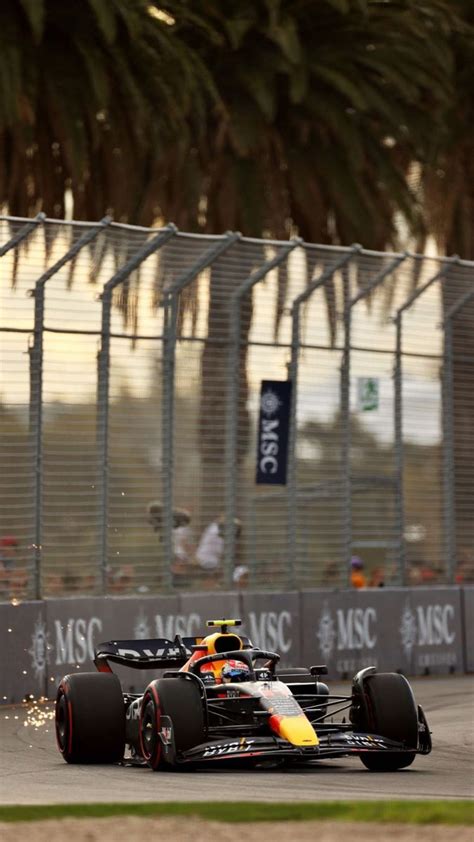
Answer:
[[195, 516, 242, 586]]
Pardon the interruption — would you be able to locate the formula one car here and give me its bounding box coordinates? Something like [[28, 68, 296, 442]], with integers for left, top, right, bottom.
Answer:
[[55, 619, 431, 772]]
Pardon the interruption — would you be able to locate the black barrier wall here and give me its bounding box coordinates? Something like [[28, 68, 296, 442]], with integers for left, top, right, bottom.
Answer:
[[461, 586, 474, 672], [0, 587, 471, 704]]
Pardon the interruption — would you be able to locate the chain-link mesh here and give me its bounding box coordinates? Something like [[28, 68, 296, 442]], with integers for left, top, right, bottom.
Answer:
[[1, 216, 473, 598]]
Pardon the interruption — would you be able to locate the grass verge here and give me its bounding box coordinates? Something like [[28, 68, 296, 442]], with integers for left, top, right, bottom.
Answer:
[[0, 801, 472, 825]]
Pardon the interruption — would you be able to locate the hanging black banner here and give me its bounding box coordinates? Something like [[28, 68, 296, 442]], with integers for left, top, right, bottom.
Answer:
[[256, 380, 292, 485]]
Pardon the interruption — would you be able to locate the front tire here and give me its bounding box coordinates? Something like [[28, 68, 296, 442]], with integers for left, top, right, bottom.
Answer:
[[354, 672, 418, 771], [140, 676, 205, 771], [55, 672, 125, 764]]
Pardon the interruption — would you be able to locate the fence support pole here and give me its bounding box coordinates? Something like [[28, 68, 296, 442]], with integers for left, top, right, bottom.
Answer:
[[160, 232, 240, 589], [288, 246, 361, 588], [341, 253, 408, 585], [97, 224, 177, 594], [393, 257, 458, 585], [225, 239, 302, 588], [0, 213, 45, 257], [28, 217, 111, 599]]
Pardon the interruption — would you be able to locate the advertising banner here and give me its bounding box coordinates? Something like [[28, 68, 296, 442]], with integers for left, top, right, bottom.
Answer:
[[301, 589, 401, 679], [240, 591, 300, 667], [0, 601, 46, 704], [398, 587, 463, 676], [460, 586, 474, 672], [256, 380, 292, 485], [43, 595, 180, 694], [1, 586, 468, 704], [301, 587, 464, 679]]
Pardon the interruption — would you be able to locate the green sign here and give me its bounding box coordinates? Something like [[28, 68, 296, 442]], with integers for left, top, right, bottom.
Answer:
[[357, 377, 379, 411]]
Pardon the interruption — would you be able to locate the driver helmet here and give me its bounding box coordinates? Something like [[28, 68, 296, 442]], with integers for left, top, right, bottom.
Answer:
[[221, 659, 250, 683]]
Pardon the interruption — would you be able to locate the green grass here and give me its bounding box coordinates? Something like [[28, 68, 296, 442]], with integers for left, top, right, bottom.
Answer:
[[0, 801, 472, 825]]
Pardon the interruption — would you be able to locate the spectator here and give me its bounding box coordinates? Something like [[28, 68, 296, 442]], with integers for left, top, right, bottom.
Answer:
[[350, 556, 367, 589], [108, 564, 135, 594], [0, 536, 27, 600], [147, 500, 195, 588], [170, 508, 194, 588], [322, 560, 340, 586], [0, 535, 19, 572], [147, 499, 163, 533], [195, 516, 241, 588], [232, 564, 249, 589], [455, 546, 474, 584], [369, 566, 385, 587]]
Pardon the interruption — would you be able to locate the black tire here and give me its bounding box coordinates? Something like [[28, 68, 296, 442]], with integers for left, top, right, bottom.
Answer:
[[55, 673, 125, 764], [139, 676, 205, 771], [356, 672, 418, 771]]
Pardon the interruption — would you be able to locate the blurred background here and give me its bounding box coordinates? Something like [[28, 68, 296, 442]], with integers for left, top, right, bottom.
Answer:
[[0, 1, 473, 597]]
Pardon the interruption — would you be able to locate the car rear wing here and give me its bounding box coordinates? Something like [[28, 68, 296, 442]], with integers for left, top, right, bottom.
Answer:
[[94, 634, 253, 672]]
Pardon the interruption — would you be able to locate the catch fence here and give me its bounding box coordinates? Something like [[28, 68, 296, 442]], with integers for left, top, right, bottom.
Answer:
[[1, 215, 473, 597]]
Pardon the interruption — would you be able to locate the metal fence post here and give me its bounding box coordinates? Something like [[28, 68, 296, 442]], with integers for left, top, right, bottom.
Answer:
[[160, 232, 240, 590], [28, 217, 111, 599], [341, 252, 408, 585], [392, 257, 458, 585], [442, 280, 474, 582], [96, 224, 177, 594], [287, 246, 361, 587], [0, 213, 45, 256], [225, 239, 302, 588]]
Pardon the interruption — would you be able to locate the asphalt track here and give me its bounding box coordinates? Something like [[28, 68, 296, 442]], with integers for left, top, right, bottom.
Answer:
[[1, 676, 473, 804]]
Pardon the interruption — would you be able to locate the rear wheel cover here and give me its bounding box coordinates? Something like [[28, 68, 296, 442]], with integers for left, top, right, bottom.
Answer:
[[139, 690, 162, 769], [55, 685, 71, 756]]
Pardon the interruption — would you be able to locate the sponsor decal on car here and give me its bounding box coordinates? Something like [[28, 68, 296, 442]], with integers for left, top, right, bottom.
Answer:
[[202, 738, 255, 757], [339, 734, 387, 748], [159, 719, 173, 745], [126, 700, 141, 720]]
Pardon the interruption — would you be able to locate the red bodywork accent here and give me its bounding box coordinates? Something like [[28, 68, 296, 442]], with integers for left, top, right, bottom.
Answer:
[[95, 659, 112, 674]]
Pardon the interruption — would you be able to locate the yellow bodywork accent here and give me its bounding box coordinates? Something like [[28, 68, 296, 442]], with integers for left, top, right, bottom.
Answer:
[[277, 714, 319, 746]]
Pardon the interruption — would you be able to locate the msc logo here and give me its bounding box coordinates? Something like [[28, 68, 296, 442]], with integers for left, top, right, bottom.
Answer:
[[55, 617, 102, 665], [316, 603, 377, 658], [400, 601, 456, 658], [247, 611, 292, 653], [28, 615, 51, 680], [134, 612, 202, 641], [258, 418, 280, 475]]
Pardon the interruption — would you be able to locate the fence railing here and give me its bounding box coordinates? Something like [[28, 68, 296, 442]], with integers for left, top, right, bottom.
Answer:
[[1, 216, 473, 598]]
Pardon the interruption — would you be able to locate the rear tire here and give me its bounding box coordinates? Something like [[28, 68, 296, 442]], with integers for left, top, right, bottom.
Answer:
[[55, 673, 125, 764], [355, 672, 418, 771], [140, 676, 205, 771]]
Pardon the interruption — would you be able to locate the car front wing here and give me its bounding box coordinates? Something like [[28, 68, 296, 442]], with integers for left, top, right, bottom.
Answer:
[[176, 730, 426, 764]]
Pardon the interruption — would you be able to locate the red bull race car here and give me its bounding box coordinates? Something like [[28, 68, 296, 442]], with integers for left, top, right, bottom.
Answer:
[[55, 619, 431, 772]]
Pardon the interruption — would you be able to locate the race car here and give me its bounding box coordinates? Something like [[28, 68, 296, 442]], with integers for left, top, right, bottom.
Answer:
[[55, 618, 431, 772]]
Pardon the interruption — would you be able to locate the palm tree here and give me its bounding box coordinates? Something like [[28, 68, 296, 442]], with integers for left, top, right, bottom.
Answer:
[[0, 0, 213, 220], [155, 0, 460, 528]]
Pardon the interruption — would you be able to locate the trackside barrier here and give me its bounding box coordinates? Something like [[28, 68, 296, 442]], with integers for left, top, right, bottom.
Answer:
[[0, 587, 469, 704], [461, 585, 474, 672]]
